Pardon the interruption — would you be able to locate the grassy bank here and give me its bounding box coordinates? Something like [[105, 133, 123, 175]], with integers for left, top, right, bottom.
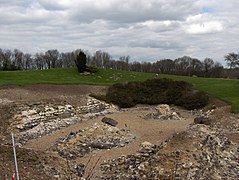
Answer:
[[0, 68, 238, 112], [159, 74, 239, 113], [0, 68, 155, 86]]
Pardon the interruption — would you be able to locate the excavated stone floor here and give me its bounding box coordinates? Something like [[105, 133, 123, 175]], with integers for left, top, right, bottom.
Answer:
[[1, 85, 238, 179]]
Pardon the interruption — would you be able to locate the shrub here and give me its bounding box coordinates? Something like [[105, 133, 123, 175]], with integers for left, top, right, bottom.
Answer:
[[85, 66, 99, 73], [176, 91, 209, 110], [102, 78, 209, 110], [2, 63, 21, 71], [106, 83, 137, 108]]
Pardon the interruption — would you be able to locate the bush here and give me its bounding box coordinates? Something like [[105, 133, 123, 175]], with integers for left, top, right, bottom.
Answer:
[[176, 91, 209, 110], [106, 82, 137, 108], [85, 66, 99, 73], [103, 78, 209, 110], [2, 63, 21, 71]]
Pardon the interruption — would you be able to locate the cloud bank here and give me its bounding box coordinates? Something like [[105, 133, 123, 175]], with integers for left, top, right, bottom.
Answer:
[[0, 0, 239, 64]]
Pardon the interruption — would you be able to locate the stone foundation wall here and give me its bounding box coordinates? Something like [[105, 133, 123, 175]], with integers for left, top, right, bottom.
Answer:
[[9, 96, 119, 143]]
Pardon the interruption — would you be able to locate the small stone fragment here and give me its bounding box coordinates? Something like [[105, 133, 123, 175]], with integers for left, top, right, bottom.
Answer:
[[101, 117, 118, 126]]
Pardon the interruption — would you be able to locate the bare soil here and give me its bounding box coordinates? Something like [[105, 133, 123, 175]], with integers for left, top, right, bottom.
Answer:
[[0, 84, 107, 106], [0, 84, 238, 179]]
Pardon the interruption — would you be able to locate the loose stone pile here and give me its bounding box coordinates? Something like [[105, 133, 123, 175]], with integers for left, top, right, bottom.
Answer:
[[99, 124, 239, 179], [53, 122, 136, 160], [13, 103, 77, 130], [187, 125, 238, 179], [210, 107, 239, 132], [0, 98, 13, 104], [10, 97, 119, 143], [10, 102, 80, 143], [143, 104, 183, 121], [78, 97, 119, 119]]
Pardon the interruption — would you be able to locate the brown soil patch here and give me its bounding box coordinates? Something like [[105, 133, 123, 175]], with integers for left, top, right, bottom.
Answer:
[[226, 133, 239, 144], [0, 84, 107, 106]]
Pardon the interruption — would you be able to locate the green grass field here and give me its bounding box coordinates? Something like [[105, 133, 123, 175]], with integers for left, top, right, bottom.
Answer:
[[0, 68, 239, 112], [0, 68, 155, 86], [159, 74, 239, 113]]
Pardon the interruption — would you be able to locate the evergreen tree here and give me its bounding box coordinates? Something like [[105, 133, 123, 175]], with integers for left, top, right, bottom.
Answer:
[[75, 51, 86, 73]]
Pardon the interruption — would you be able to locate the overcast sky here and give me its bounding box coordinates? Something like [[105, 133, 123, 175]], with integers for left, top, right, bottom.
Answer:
[[0, 0, 238, 64]]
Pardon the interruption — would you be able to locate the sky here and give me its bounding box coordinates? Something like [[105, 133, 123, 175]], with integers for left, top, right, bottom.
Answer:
[[0, 0, 238, 64]]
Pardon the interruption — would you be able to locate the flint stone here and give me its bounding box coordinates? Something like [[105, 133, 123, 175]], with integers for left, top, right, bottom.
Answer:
[[194, 116, 211, 125], [156, 104, 171, 115], [140, 141, 154, 151], [102, 117, 118, 126], [90, 142, 116, 149]]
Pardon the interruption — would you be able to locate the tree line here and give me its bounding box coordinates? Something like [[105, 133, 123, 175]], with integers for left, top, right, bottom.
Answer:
[[0, 48, 239, 78]]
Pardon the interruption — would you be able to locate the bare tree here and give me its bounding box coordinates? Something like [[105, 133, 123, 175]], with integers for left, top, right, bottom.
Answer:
[[118, 56, 130, 70], [0, 47, 226, 78], [224, 52, 239, 69], [174, 56, 203, 76], [190, 58, 203, 76], [61, 52, 76, 68], [0, 49, 13, 70], [141, 62, 152, 72], [174, 56, 191, 76], [154, 59, 174, 74], [13, 49, 25, 70], [45, 49, 60, 69], [203, 58, 214, 77], [91, 50, 111, 68], [211, 62, 223, 77], [130, 61, 142, 72], [23, 53, 32, 70], [34, 53, 45, 70]]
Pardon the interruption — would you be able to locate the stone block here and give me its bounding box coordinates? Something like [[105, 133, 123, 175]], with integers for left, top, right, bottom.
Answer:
[[102, 117, 118, 126]]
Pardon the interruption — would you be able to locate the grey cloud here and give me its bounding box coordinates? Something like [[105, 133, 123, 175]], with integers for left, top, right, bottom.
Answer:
[[38, 0, 67, 11], [0, 0, 239, 65], [128, 39, 184, 50], [68, 0, 198, 23], [0, 0, 33, 6]]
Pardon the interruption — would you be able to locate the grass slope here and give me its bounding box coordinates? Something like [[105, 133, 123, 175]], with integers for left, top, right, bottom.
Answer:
[[0, 68, 239, 112], [0, 68, 155, 86], [159, 74, 239, 113]]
